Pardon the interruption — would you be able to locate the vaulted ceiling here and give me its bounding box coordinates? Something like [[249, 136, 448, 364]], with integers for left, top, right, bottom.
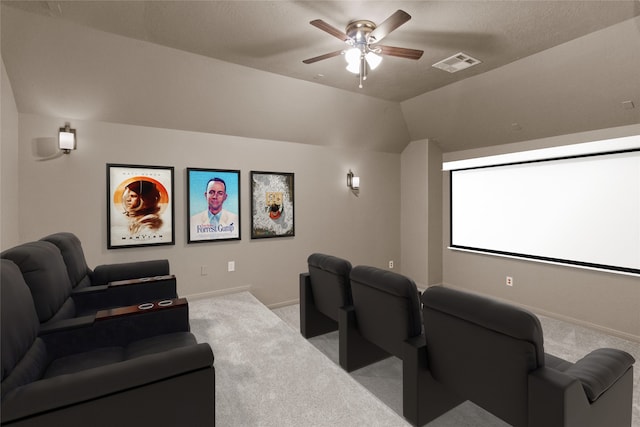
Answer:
[[2, 1, 640, 152]]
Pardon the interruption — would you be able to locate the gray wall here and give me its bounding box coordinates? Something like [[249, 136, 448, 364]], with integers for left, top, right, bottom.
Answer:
[[401, 140, 429, 287], [11, 113, 401, 307], [1, 60, 19, 249], [442, 126, 640, 341], [400, 139, 443, 288]]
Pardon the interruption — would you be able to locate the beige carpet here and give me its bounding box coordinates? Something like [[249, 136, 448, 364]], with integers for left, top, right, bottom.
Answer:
[[188, 292, 409, 426]]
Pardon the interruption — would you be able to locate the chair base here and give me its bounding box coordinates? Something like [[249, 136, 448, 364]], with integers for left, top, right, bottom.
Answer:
[[299, 273, 338, 338], [402, 336, 465, 426], [338, 306, 391, 372]]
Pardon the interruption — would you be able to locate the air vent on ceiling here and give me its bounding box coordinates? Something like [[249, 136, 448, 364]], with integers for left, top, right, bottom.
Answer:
[[432, 52, 481, 73]]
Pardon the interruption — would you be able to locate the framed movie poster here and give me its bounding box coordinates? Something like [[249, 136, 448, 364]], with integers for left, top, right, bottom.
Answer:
[[107, 164, 175, 249], [187, 168, 241, 243], [250, 171, 294, 239]]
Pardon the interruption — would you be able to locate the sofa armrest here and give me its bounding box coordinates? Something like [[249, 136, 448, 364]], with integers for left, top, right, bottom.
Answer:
[[563, 348, 635, 402], [1, 342, 213, 424], [92, 259, 170, 285], [529, 358, 634, 427], [107, 274, 174, 288], [38, 315, 96, 335], [71, 275, 177, 313], [41, 299, 190, 359], [95, 297, 187, 320]]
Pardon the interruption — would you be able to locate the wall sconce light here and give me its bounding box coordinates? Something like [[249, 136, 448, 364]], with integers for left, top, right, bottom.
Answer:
[[347, 170, 360, 191], [58, 123, 76, 154]]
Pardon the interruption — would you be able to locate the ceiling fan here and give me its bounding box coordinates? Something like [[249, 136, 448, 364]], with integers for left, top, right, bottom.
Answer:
[[303, 10, 424, 88]]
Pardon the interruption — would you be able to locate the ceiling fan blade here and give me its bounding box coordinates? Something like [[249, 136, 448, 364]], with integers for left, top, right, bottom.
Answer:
[[378, 45, 424, 60], [369, 10, 411, 42], [310, 19, 349, 42], [303, 50, 343, 64]]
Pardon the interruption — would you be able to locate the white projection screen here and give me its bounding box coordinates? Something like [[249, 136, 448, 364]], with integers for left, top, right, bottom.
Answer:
[[450, 149, 640, 275]]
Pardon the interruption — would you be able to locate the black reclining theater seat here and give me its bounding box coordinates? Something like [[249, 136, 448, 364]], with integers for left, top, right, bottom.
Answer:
[[40, 231, 176, 295], [410, 286, 635, 427], [0, 240, 178, 334], [339, 266, 454, 426], [340, 265, 423, 372], [0, 259, 215, 427], [299, 253, 352, 338]]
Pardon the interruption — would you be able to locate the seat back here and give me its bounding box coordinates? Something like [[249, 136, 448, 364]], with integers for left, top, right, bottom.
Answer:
[[307, 253, 352, 321], [1, 241, 76, 325], [421, 286, 545, 427], [40, 232, 93, 290], [1, 259, 47, 399], [349, 266, 422, 359]]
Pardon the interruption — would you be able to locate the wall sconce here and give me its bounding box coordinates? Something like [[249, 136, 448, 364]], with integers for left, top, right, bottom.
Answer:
[[58, 123, 76, 154], [347, 170, 360, 191]]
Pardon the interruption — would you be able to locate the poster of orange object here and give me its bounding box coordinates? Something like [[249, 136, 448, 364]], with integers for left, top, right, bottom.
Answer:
[[107, 164, 175, 249]]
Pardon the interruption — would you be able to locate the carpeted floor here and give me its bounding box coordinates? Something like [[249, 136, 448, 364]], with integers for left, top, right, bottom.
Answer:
[[189, 292, 409, 426], [189, 291, 640, 427]]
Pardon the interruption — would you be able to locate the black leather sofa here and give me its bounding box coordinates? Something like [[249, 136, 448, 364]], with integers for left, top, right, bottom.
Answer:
[[299, 253, 352, 338], [40, 231, 173, 289], [1, 259, 215, 427], [1, 240, 177, 333], [407, 286, 635, 427]]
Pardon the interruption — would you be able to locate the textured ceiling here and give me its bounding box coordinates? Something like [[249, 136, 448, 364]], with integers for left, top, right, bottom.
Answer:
[[5, 0, 640, 102], [2, 1, 640, 153]]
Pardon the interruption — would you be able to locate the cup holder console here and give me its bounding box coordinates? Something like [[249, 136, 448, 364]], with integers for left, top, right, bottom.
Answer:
[[97, 297, 187, 320]]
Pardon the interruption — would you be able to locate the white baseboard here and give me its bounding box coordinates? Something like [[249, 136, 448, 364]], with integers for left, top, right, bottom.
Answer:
[[183, 287, 298, 311], [184, 285, 253, 301], [267, 298, 299, 310]]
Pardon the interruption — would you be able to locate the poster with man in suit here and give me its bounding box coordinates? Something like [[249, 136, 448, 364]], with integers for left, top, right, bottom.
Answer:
[[188, 168, 240, 242]]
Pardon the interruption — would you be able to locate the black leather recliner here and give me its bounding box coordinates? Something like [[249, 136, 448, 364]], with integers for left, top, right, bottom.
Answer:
[[1, 241, 177, 333], [0, 259, 215, 427], [41, 231, 176, 293], [340, 265, 422, 371], [408, 286, 635, 427], [299, 253, 352, 338], [338, 265, 458, 425]]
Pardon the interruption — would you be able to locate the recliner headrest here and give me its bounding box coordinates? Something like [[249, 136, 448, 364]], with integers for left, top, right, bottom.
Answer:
[[40, 232, 92, 289], [350, 265, 423, 349], [350, 265, 420, 300], [422, 286, 545, 364], [307, 253, 352, 276], [1, 241, 73, 323]]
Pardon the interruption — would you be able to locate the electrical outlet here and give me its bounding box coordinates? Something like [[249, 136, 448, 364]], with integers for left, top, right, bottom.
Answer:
[[388, 260, 394, 269], [228, 261, 235, 272], [506, 276, 513, 287]]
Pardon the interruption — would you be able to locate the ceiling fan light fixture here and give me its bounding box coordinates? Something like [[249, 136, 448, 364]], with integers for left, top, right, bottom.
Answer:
[[304, 10, 422, 89], [345, 62, 360, 74], [345, 47, 362, 73], [365, 51, 382, 70]]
